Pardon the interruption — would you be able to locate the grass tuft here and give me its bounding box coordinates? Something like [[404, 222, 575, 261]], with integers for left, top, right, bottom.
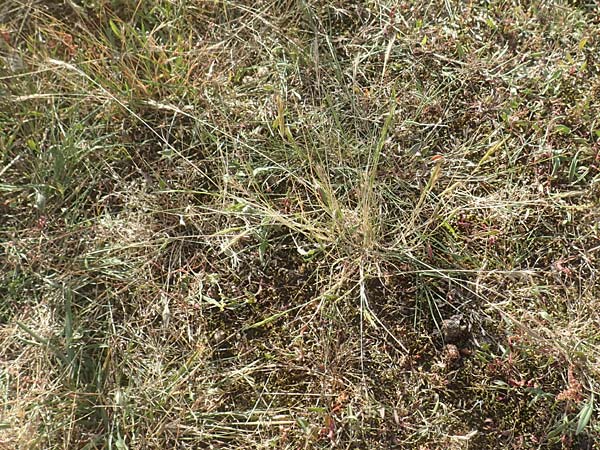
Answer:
[[2, 0, 600, 448]]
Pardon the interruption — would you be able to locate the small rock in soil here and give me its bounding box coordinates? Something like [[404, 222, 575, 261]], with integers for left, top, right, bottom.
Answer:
[[440, 314, 469, 344]]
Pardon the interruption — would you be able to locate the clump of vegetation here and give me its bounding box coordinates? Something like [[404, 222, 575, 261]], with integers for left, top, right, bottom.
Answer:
[[1, 1, 599, 448]]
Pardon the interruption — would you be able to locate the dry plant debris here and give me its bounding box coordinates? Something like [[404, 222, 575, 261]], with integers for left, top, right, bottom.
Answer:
[[1, 1, 600, 448]]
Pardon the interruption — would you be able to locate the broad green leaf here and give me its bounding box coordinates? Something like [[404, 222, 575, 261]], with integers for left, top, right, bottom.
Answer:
[[576, 393, 594, 435]]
